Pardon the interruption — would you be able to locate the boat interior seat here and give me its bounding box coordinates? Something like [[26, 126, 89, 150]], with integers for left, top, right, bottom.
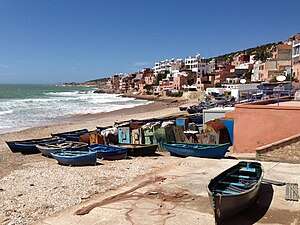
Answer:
[[226, 185, 245, 193], [240, 167, 256, 173], [219, 181, 254, 188], [229, 174, 256, 179]]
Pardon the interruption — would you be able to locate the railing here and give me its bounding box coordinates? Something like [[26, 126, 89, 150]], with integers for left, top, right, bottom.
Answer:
[[237, 89, 298, 105], [293, 39, 300, 46]]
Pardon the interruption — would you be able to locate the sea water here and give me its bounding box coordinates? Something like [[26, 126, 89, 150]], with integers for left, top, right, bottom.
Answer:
[[0, 84, 150, 134]]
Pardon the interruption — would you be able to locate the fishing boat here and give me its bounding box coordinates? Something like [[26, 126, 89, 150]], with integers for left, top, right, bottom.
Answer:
[[163, 143, 230, 159], [50, 150, 97, 166], [89, 144, 127, 160], [36, 141, 89, 157], [117, 144, 158, 156], [179, 106, 188, 111], [6, 137, 66, 154], [51, 129, 88, 141], [207, 161, 264, 224]]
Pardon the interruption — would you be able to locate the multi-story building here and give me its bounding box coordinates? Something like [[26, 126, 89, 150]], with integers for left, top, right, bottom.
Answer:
[[273, 44, 292, 60], [143, 68, 155, 85], [214, 64, 235, 84], [251, 60, 262, 81], [292, 34, 300, 81], [119, 74, 134, 92], [184, 53, 208, 75], [158, 75, 188, 92], [207, 59, 217, 74], [232, 54, 250, 67], [258, 44, 292, 81], [154, 58, 183, 75], [107, 74, 121, 91]]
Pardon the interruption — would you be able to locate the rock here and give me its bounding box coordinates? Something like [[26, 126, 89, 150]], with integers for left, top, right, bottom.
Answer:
[[93, 89, 105, 94]]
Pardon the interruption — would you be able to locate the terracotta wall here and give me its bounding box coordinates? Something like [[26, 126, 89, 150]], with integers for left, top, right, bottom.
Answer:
[[233, 101, 300, 153]]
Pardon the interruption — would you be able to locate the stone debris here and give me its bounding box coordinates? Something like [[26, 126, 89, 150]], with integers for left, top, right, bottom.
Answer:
[[260, 141, 300, 163]]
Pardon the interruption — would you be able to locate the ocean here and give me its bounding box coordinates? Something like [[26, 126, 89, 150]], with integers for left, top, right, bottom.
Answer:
[[0, 84, 150, 134]]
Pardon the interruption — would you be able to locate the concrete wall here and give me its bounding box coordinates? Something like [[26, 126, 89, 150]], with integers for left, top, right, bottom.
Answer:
[[233, 99, 300, 153], [256, 133, 300, 161]]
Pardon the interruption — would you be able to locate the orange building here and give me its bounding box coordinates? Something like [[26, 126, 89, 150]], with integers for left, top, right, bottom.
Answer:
[[214, 64, 235, 84]]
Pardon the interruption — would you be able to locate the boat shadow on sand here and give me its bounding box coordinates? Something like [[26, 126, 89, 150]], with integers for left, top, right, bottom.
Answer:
[[56, 162, 104, 166], [220, 183, 274, 225]]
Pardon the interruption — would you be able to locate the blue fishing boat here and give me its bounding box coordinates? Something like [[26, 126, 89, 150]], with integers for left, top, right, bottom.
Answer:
[[163, 143, 230, 159], [36, 141, 89, 157], [6, 137, 66, 154], [207, 161, 263, 224], [89, 144, 127, 160], [50, 150, 97, 166], [51, 129, 88, 141]]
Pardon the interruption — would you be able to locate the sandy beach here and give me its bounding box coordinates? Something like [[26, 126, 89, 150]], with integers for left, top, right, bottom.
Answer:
[[0, 99, 187, 224]]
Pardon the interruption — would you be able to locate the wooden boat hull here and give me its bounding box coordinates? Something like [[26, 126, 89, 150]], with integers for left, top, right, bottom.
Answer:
[[117, 144, 158, 156], [89, 144, 127, 160], [36, 141, 89, 157], [163, 143, 230, 159], [50, 151, 97, 166], [207, 161, 264, 223], [51, 129, 88, 141], [6, 137, 66, 154]]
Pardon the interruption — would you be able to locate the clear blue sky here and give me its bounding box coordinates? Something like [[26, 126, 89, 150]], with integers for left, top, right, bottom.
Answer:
[[0, 0, 299, 84]]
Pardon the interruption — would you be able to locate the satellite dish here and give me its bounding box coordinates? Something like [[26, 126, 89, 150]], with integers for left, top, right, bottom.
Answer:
[[276, 75, 286, 82], [240, 79, 246, 84]]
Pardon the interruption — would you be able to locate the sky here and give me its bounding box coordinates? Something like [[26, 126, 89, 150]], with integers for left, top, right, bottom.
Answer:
[[0, 0, 299, 84]]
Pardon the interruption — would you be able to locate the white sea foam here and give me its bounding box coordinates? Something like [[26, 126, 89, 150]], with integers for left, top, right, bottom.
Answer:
[[0, 110, 13, 115], [0, 91, 150, 134]]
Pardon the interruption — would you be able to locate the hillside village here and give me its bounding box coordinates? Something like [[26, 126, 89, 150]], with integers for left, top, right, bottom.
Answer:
[[106, 33, 300, 98]]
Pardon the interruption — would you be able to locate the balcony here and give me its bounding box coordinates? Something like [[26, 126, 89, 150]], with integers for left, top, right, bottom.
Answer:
[[293, 39, 300, 46]]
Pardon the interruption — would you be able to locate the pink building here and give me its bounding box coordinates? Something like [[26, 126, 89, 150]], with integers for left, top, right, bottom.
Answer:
[[232, 54, 250, 67], [232, 99, 300, 153], [144, 69, 155, 85], [173, 76, 187, 90], [107, 74, 121, 91], [158, 75, 187, 92], [214, 64, 235, 84]]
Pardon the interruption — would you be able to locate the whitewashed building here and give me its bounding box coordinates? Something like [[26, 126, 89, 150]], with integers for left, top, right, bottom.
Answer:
[[154, 58, 183, 75], [184, 53, 208, 75], [251, 60, 262, 81], [292, 35, 300, 81]]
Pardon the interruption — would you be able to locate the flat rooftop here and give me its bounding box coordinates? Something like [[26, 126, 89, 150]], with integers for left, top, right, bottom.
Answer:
[[267, 100, 300, 107]]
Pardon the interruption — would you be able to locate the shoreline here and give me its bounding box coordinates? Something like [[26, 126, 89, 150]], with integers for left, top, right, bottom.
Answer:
[[0, 97, 187, 224], [0, 93, 187, 140], [0, 102, 185, 142], [0, 99, 186, 175]]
